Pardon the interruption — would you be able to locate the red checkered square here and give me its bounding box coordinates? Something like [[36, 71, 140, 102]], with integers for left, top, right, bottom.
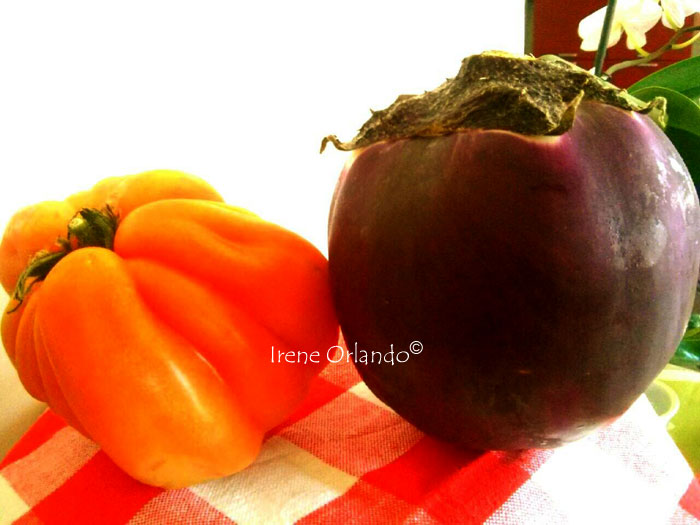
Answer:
[[2, 426, 99, 506], [297, 480, 441, 525], [279, 390, 423, 477], [25, 450, 162, 525], [0, 410, 63, 469], [362, 435, 478, 504], [12, 509, 43, 525], [421, 451, 536, 524], [267, 376, 346, 436], [681, 478, 700, 519], [127, 488, 234, 524]]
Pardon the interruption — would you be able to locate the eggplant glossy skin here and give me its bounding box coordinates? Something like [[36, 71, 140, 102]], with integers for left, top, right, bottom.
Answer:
[[328, 101, 700, 449]]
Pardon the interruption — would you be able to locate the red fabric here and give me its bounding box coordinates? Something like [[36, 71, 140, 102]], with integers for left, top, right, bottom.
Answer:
[[1, 358, 699, 524], [0, 412, 65, 470], [682, 478, 700, 519]]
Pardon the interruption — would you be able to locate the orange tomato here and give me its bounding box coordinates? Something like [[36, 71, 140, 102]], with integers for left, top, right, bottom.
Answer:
[[0, 170, 338, 488]]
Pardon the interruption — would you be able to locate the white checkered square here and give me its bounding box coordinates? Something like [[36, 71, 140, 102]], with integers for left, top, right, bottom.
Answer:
[[191, 436, 357, 525]]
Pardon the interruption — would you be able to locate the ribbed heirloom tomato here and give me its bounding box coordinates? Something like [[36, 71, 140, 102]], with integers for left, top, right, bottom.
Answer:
[[0, 170, 338, 488]]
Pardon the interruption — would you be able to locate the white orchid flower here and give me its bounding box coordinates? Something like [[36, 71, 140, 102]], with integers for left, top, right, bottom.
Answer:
[[578, 0, 662, 51], [660, 0, 700, 29]]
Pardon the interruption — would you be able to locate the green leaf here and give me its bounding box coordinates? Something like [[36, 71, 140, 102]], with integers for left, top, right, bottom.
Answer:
[[681, 326, 700, 342], [672, 314, 700, 372], [672, 340, 700, 371], [682, 86, 700, 106], [664, 127, 700, 189], [631, 86, 700, 135], [628, 56, 700, 104], [629, 86, 700, 187]]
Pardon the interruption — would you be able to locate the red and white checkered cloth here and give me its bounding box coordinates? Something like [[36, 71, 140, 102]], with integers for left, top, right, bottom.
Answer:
[[1, 357, 699, 524]]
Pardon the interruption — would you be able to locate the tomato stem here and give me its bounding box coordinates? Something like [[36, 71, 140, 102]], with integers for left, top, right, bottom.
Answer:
[[7, 206, 119, 313], [67, 206, 118, 250]]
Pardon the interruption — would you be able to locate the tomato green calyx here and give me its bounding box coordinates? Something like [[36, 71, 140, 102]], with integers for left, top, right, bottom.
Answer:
[[8, 206, 119, 312], [320, 51, 668, 152], [67, 206, 119, 251]]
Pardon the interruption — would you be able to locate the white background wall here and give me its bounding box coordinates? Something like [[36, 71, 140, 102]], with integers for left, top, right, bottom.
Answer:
[[0, 0, 525, 453], [0, 0, 525, 252]]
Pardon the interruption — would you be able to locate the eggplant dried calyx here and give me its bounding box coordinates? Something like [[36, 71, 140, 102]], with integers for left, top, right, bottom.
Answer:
[[321, 51, 667, 152]]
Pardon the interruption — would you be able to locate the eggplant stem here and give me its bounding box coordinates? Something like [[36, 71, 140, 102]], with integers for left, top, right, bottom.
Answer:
[[320, 135, 347, 153]]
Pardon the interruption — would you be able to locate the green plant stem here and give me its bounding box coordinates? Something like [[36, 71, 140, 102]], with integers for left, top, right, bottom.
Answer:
[[524, 0, 534, 54], [594, 0, 617, 76], [605, 25, 700, 77]]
